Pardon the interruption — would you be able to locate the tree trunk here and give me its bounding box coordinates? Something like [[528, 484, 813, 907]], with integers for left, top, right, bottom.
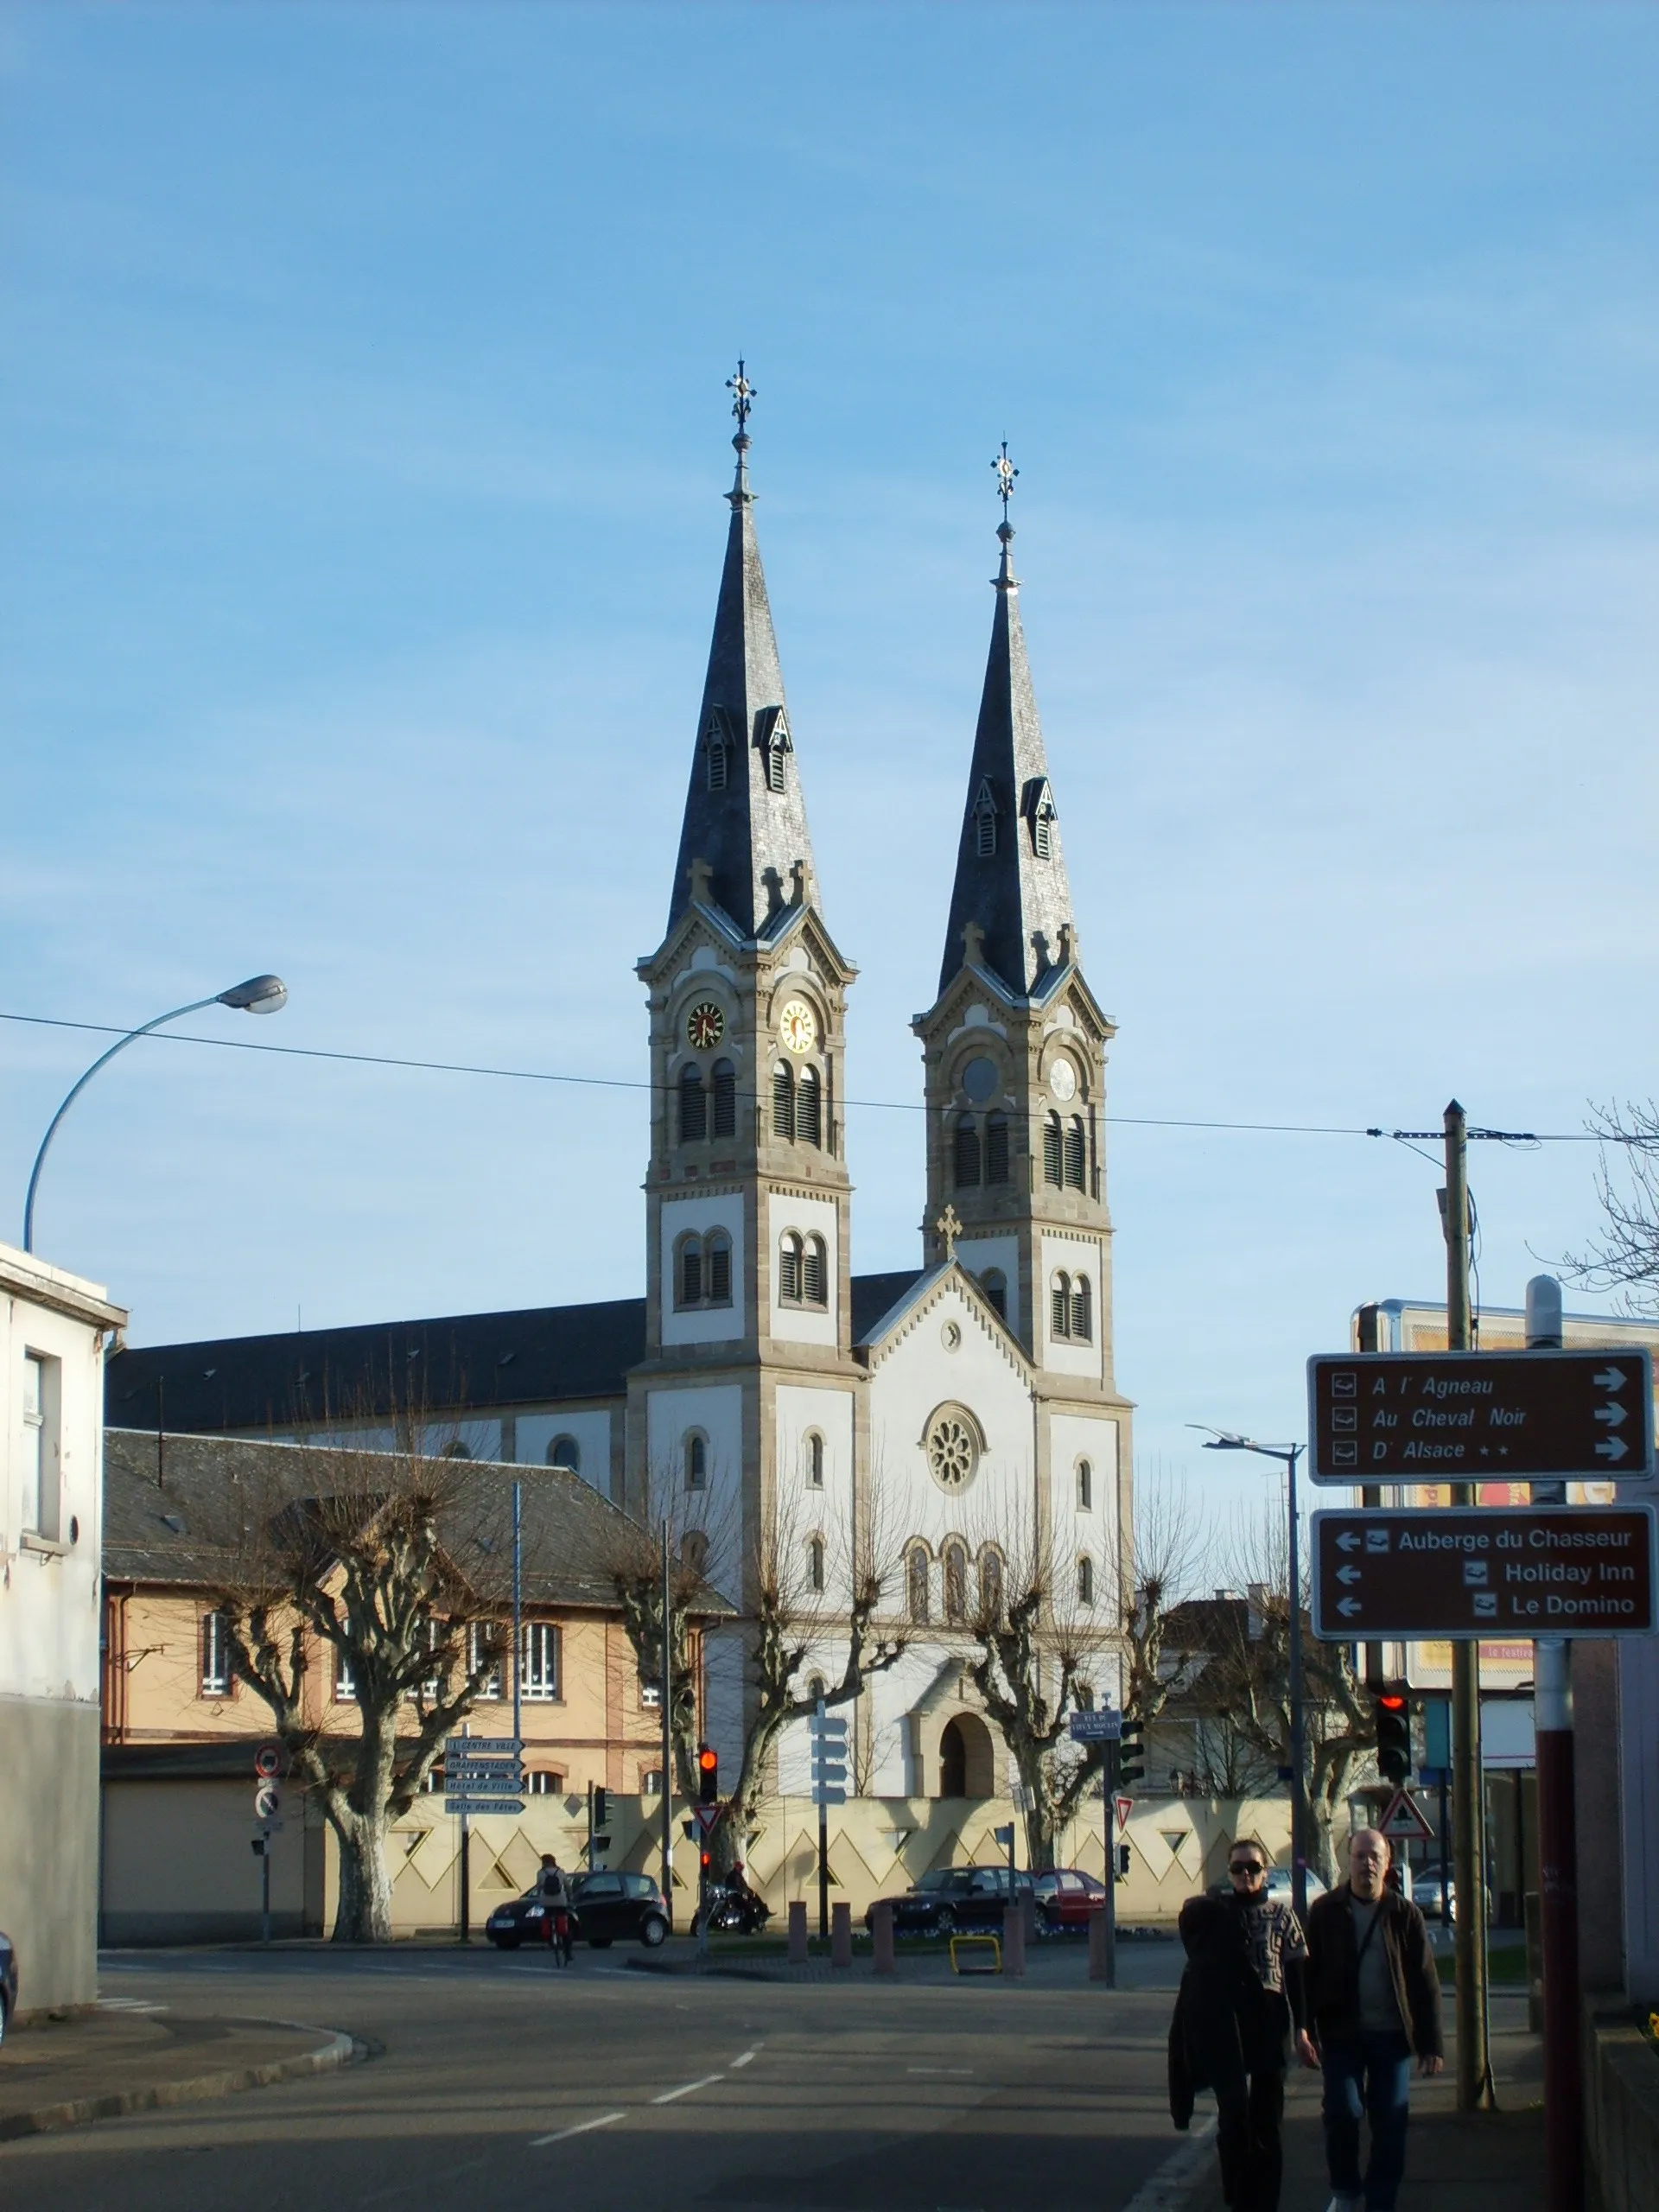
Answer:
[[330, 1802, 394, 1942]]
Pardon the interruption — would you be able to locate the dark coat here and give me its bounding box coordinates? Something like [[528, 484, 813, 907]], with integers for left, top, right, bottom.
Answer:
[[1166, 1894, 1291, 2128], [1304, 1882, 1444, 2059]]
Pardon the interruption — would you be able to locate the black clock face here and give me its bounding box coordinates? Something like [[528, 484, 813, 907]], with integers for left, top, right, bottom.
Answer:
[[686, 1001, 725, 1051]]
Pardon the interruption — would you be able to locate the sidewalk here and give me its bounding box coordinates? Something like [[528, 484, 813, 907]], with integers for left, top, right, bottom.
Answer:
[[0, 2000, 356, 2139], [1188, 1992, 1543, 2211]]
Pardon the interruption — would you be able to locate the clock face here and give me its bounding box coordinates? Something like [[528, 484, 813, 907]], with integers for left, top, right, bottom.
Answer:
[[1048, 1057, 1077, 1103], [778, 998, 818, 1056], [686, 1001, 725, 1051]]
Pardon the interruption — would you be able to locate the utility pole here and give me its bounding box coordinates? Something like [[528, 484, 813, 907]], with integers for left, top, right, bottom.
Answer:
[[660, 1517, 674, 1929], [1527, 1273, 1583, 2210], [1444, 1100, 1494, 2112], [1101, 1741, 1118, 1988]]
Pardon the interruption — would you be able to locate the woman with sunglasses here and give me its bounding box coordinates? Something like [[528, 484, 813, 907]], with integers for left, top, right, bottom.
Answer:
[[1170, 1843, 1318, 2212]]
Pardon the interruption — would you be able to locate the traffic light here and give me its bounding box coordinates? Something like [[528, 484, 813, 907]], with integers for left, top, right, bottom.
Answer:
[[593, 1787, 608, 1829], [1116, 1843, 1131, 1878], [698, 1742, 719, 1805], [1117, 1717, 1145, 1787], [1374, 1687, 1411, 1785]]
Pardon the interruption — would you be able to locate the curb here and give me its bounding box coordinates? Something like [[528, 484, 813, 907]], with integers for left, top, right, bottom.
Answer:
[[0, 2023, 362, 2143]]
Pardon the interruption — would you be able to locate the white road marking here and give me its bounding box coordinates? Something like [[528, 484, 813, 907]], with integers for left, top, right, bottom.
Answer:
[[530, 2111, 626, 2148], [652, 2072, 726, 2105], [730, 2045, 761, 2069], [907, 2064, 973, 2076], [1119, 2117, 1218, 2212]]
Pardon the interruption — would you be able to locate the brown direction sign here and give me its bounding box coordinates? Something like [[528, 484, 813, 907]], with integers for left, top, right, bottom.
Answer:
[[1311, 1506, 1658, 1640], [1306, 1350, 1654, 1486]]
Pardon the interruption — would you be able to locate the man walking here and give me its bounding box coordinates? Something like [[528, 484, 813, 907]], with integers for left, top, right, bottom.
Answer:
[[1306, 1828, 1444, 2212], [1171, 1840, 1318, 2212]]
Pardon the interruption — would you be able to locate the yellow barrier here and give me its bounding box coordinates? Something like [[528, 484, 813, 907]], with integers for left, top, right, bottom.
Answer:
[[949, 1934, 1001, 1975]]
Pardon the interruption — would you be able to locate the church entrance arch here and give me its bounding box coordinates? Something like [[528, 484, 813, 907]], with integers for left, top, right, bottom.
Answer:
[[937, 1712, 995, 1800]]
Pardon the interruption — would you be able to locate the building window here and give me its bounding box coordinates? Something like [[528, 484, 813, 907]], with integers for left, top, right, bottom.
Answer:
[[797, 1065, 823, 1147], [200, 1611, 232, 1699], [20, 1351, 60, 1540], [679, 1235, 703, 1306], [682, 1529, 709, 1574], [334, 1647, 358, 1703], [985, 1110, 1010, 1185], [766, 743, 786, 794], [943, 1540, 968, 1625], [707, 735, 728, 791], [521, 1622, 561, 1702], [1077, 1458, 1092, 1511], [641, 1767, 664, 1795], [953, 1116, 981, 1188], [772, 1063, 795, 1140], [973, 778, 997, 856], [711, 1058, 736, 1138], [1033, 810, 1052, 860], [525, 1769, 563, 1796], [547, 1435, 581, 1473], [1071, 1274, 1093, 1342], [1065, 1115, 1086, 1191], [808, 1535, 826, 1593], [925, 1404, 981, 1491], [684, 1432, 708, 1491], [468, 1622, 504, 1700], [1026, 779, 1057, 861], [979, 1547, 1005, 1622], [1052, 1272, 1072, 1338], [706, 1230, 732, 1305], [803, 1234, 829, 1308], [680, 1064, 707, 1142], [1043, 1112, 1064, 1187], [1077, 1554, 1095, 1607], [980, 1268, 1007, 1321], [907, 1546, 931, 1625], [441, 1440, 473, 1459], [807, 1431, 824, 1488], [779, 1230, 804, 1305]]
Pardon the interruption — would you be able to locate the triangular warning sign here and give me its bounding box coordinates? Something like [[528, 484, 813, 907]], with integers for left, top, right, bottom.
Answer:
[[1376, 1788, 1434, 1846]]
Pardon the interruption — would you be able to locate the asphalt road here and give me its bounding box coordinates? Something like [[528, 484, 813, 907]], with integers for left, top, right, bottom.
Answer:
[[1, 1941, 1194, 2212]]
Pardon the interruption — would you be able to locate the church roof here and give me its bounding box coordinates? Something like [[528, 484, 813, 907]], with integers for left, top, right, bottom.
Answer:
[[937, 498, 1077, 1000], [665, 375, 819, 945]]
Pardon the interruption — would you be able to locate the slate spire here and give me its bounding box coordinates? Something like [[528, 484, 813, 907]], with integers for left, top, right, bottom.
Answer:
[[667, 364, 818, 942], [938, 451, 1075, 997]]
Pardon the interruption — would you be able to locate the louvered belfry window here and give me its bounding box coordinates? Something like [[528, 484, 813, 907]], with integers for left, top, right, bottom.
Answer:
[[712, 1058, 736, 1138], [680, 1065, 707, 1141], [707, 1233, 731, 1305], [985, 1111, 1010, 1185], [1071, 1274, 1093, 1341], [953, 1116, 981, 1188], [680, 1237, 702, 1306], [772, 1065, 794, 1140], [1065, 1115, 1086, 1190], [779, 1232, 803, 1304], [797, 1066, 822, 1147], [1044, 1112, 1064, 1186], [1052, 1273, 1071, 1338], [804, 1235, 828, 1307]]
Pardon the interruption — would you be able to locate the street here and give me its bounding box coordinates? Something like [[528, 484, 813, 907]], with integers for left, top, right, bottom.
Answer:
[[1, 1942, 1193, 2212]]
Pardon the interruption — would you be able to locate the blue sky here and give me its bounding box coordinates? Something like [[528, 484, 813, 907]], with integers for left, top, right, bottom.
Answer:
[[3, 4, 1656, 1524]]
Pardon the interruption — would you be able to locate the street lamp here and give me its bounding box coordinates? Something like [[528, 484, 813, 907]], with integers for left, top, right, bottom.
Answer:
[[22, 975, 289, 1252], [1190, 1424, 1309, 1922]]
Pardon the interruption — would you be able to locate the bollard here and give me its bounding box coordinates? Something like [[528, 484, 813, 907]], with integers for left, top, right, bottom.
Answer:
[[830, 1899, 853, 1967], [1020, 1890, 1038, 1945], [1002, 1902, 1026, 1978], [1088, 1904, 1113, 1984], [788, 1898, 809, 1963], [872, 1898, 896, 1976]]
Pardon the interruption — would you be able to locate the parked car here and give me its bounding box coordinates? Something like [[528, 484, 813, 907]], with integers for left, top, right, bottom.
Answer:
[[1032, 1868, 1108, 1933], [863, 1865, 1034, 1937], [0, 1929, 15, 2044], [1409, 1865, 1491, 1923], [1263, 1867, 1326, 1908], [486, 1872, 669, 1951]]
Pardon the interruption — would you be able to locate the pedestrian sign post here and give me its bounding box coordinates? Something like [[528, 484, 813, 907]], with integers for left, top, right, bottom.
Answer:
[[1377, 1789, 1435, 1847]]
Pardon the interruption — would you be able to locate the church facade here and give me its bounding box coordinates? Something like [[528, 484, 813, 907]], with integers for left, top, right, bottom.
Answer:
[[107, 389, 1135, 1806]]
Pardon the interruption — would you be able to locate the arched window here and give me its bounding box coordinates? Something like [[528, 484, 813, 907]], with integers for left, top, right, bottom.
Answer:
[[1077, 1554, 1095, 1607], [1043, 1111, 1064, 1187], [906, 1546, 931, 1626], [682, 1530, 709, 1575], [985, 1110, 1010, 1185], [678, 1235, 702, 1306], [772, 1064, 795, 1141], [711, 1058, 736, 1138], [979, 1546, 1005, 1623], [807, 1431, 824, 1488], [779, 1231, 804, 1305], [441, 1440, 473, 1459], [1065, 1115, 1086, 1191], [705, 1230, 732, 1306], [1071, 1274, 1093, 1342], [953, 1116, 981, 1188], [548, 1435, 581, 1473], [1076, 1457, 1092, 1510], [684, 1433, 707, 1491], [680, 1064, 707, 1142], [797, 1065, 823, 1147], [1051, 1271, 1072, 1338], [808, 1535, 825, 1594], [980, 1268, 1007, 1322], [804, 1234, 829, 1307], [943, 1539, 968, 1624]]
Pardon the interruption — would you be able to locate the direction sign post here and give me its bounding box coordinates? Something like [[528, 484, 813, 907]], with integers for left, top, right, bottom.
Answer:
[[1306, 1350, 1655, 1486], [810, 1704, 849, 1942]]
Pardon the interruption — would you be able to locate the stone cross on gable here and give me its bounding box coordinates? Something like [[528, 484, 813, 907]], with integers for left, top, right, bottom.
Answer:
[[935, 1205, 963, 1261], [687, 856, 715, 906]]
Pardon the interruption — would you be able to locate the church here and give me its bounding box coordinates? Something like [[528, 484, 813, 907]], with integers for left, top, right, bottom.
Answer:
[[107, 377, 1135, 1805]]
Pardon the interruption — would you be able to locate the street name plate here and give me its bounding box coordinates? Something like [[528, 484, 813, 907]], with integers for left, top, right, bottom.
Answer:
[[1311, 1506, 1658, 1639], [443, 1796, 524, 1815], [1306, 1351, 1654, 1485], [1069, 1709, 1122, 1742]]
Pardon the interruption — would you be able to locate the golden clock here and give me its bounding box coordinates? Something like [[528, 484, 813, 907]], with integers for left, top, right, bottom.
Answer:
[[778, 998, 817, 1056], [686, 1001, 725, 1051]]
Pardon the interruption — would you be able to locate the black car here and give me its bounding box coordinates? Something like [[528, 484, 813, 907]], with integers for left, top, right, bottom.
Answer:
[[0, 1929, 15, 2044], [863, 1865, 1034, 1937], [486, 1872, 668, 1951]]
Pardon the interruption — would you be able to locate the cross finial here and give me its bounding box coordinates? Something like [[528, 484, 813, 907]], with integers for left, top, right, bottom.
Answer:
[[935, 1205, 963, 1261], [728, 359, 756, 440], [993, 440, 1018, 520]]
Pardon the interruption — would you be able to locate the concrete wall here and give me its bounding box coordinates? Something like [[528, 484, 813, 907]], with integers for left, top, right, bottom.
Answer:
[[1585, 2012, 1659, 2212], [102, 1777, 324, 1944], [0, 1700, 100, 2008]]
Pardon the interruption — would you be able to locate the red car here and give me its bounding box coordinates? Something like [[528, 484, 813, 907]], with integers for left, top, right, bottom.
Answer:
[[1033, 1868, 1109, 1933]]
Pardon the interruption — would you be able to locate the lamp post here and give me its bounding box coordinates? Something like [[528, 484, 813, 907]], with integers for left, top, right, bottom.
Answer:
[[1191, 1425, 1309, 1922], [22, 975, 288, 1251]]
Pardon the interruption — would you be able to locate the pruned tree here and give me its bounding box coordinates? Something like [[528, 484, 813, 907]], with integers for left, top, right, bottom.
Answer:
[[198, 1433, 517, 1942], [603, 1465, 732, 1803], [1116, 1466, 1205, 1732], [1561, 1101, 1659, 1305]]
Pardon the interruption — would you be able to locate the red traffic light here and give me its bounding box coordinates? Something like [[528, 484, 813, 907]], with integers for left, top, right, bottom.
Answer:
[[1378, 1694, 1406, 1711], [699, 1848, 711, 1869], [697, 1741, 719, 1806], [697, 1745, 717, 1774]]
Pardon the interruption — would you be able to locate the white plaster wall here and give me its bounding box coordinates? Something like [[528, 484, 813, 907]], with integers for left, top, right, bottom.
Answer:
[[1040, 1232, 1106, 1381], [766, 1192, 838, 1347], [773, 1384, 855, 1605], [645, 1382, 744, 1598], [513, 1409, 613, 1487], [955, 1232, 1020, 1340], [659, 1191, 747, 1348], [1050, 1411, 1122, 1649]]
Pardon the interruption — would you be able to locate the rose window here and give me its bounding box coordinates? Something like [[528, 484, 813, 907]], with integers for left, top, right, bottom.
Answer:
[[926, 1408, 980, 1492]]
